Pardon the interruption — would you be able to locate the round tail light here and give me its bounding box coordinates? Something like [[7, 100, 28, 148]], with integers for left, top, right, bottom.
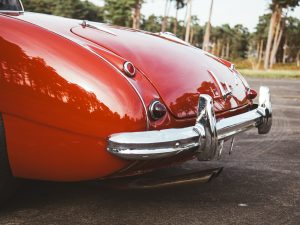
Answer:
[[149, 100, 167, 120], [123, 61, 136, 77], [248, 89, 257, 100]]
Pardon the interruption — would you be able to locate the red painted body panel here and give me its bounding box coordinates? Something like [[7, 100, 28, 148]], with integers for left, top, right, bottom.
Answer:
[[16, 12, 251, 118], [0, 15, 148, 181], [71, 26, 251, 119], [0, 12, 253, 181]]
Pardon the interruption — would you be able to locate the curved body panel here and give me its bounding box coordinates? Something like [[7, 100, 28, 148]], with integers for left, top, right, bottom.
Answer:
[[0, 11, 262, 182], [0, 14, 147, 181], [71, 26, 251, 119], [15, 12, 251, 119]]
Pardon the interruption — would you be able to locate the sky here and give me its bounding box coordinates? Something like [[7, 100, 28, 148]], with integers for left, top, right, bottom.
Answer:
[[88, 0, 300, 31]]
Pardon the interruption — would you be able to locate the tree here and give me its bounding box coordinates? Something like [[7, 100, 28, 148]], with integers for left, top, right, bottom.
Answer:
[[22, 0, 103, 22], [104, 0, 134, 26], [264, 0, 299, 69], [141, 14, 162, 32], [203, 0, 214, 52], [132, 0, 144, 29], [189, 16, 201, 44], [184, 0, 192, 42], [230, 24, 249, 59], [210, 24, 249, 59], [171, 0, 186, 35], [249, 14, 270, 68], [104, 0, 145, 28], [22, 0, 55, 14], [282, 17, 300, 65], [162, 0, 171, 32]]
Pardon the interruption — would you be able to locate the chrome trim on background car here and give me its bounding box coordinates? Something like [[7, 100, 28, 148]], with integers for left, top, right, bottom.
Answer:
[[107, 86, 272, 160]]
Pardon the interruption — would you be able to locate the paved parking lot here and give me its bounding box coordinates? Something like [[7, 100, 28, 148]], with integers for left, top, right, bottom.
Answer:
[[0, 78, 299, 225]]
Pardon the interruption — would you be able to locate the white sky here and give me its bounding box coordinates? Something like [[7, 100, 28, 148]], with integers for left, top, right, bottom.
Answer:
[[89, 0, 300, 31]]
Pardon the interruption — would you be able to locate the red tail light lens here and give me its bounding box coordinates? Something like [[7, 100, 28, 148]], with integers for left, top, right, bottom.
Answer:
[[248, 89, 257, 100], [123, 61, 136, 77]]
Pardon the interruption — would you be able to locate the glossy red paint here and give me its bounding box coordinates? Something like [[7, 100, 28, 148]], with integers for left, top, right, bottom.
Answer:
[[71, 25, 251, 119], [0, 15, 148, 181], [0, 12, 253, 181]]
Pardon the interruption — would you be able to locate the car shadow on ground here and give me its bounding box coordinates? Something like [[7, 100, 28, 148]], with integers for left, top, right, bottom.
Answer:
[[2, 164, 286, 211], [0, 160, 297, 225]]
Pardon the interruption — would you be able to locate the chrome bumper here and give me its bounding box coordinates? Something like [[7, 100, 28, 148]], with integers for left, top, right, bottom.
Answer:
[[107, 86, 272, 161]]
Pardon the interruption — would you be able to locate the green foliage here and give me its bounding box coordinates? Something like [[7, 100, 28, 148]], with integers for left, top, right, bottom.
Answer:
[[210, 24, 249, 59], [104, 0, 132, 26], [283, 16, 300, 60], [22, 0, 103, 21], [249, 13, 300, 63], [22, 0, 54, 14], [171, 0, 187, 10], [253, 14, 270, 42], [231, 25, 250, 59], [19, 0, 300, 64], [270, 0, 300, 10], [103, 0, 144, 26], [141, 14, 162, 32]]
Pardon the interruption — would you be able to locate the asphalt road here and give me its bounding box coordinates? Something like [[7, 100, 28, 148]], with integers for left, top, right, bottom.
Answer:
[[0, 78, 299, 225]]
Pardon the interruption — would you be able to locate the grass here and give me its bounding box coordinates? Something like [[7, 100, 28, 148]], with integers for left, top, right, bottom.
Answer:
[[239, 69, 300, 79]]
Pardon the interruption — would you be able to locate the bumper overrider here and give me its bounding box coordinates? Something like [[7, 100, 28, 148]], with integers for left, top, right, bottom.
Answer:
[[107, 86, 272, 161]]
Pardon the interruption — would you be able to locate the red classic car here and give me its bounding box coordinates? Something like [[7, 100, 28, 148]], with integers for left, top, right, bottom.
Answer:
[[0, 0, 272, 201]]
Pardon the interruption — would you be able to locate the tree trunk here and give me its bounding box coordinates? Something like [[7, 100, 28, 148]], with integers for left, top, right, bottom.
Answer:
[[190, 25, 194, 43], [297, 50, 300, 67], [282, 39, 288, 64], [264, 4, 281, 70], [203, 0, 214, 52], [185, 0, 192, 43], [226, 40, 230, 59], [162, 0, 170, 32], [211, 41, 216, 55], [132, 0, 142, 29], [173, 7, 178, 35], [270, 25, 283, 68], [221, 44, 225, 58], [216, 40, 222, 57], [257, 39, 264, 69], [270, 15, 284, 68]]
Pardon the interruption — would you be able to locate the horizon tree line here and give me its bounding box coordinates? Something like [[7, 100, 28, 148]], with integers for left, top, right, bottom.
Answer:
[[22, 0, 300, 68]]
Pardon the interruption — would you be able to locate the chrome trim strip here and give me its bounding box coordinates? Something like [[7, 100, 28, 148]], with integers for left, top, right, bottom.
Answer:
[[157, 32, 190, 45], [208, 70, 232, 98], [0, 10, 23, 14], [107, 86, 272, 160], [81, 20, 117, 36]]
